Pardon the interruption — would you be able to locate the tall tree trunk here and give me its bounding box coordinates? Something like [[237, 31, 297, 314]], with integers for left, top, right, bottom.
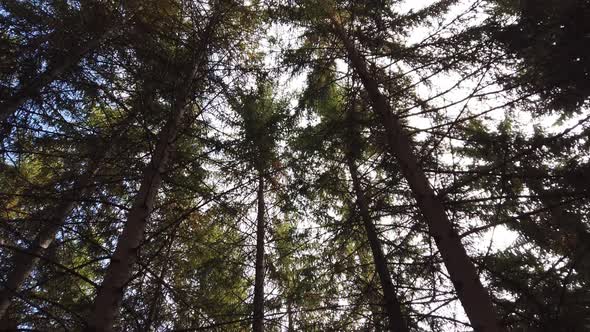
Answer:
[[84, 96, 188, 332], [0, 312, 18, 332], [330, 19, 504, 332], [0, 146, 105, 319], [84, 5, 219, 328], [0, 34, 107, 124], [346, 154, 408, 332], [287, 299, 294, 332], [0, 104, 136, 320], [358, 236, 386, 332], [253, 175, 266, 332], [144, 224, 180, 331]]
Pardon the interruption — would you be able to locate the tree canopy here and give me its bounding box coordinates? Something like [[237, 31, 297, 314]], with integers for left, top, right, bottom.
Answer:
[[1, 0, 589, 331]]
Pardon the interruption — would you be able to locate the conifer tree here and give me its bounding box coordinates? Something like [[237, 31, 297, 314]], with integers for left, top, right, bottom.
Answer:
[[2, 0, 590, 331], [85, 2, 228, 329]]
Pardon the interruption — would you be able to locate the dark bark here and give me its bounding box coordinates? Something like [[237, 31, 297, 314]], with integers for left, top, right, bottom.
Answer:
[[84, 100, 187, 332], [346, 154, 409, 332], [253, 175, 266, 332], [0, 150, 103, 319], [287, 300, 294, 332], [0, 312, 18, 331], [358, 255, 385, 332], [330, 19, 504, 332], [84, 7, 218, 330]]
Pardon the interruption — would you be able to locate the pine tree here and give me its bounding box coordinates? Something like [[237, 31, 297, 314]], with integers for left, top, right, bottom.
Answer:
[[84, 2, 226, 329], [2, 0, 590, 331]]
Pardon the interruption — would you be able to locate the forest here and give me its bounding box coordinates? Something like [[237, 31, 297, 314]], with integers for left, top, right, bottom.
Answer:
[[0, 0, 589, 331]]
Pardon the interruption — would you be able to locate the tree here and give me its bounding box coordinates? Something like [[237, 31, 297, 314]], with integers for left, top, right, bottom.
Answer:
[[487, 0, 590, 113], [316, 2, 502, 330], [295, 59, 409, 330], [344, 105, 408, 332], [0, 108, 134, 319], [84, 2, 226, 329], [223, 79, 290, 331], [2, 0, 590, 331]]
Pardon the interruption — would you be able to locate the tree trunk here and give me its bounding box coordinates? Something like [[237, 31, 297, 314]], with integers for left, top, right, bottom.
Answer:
[[84, 6, 219, 329], [357, 230, 387, 332], [0, 149, 104, 319], [0, 104, 136, 320], [287, 300, 294, 332], [0, 312, 18, 332], [331, 19, 504, 332], [144, 224, 180, 331], [84, 96, 188, 331], [253, 175, 266, 332], [346, 154, 408, 332]]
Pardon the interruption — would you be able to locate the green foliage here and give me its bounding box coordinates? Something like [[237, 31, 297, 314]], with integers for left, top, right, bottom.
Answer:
[[490, 0, 590, 113], [1, 0, 590, 331]]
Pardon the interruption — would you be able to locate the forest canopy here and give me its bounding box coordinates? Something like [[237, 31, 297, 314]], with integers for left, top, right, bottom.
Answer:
[[0, 0, 589, 331]]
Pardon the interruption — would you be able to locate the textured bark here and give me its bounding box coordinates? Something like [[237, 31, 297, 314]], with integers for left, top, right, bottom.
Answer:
[[0, 150, 104, 319], [358, 254, 385, 332], [0, 312, 18, 331], [331, 20, 504, 332], [0, 104, 136, 320], [0, 34, 107, 124], [84, 7, 218, 330], [144, 225, 179, 331], [252, 175, 266, 332], [84, 100, 187, 332], [346, 155, 408, 332]]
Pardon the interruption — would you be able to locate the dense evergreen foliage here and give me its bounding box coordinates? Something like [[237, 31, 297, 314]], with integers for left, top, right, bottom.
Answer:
[[0, 0, 589, 331]]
